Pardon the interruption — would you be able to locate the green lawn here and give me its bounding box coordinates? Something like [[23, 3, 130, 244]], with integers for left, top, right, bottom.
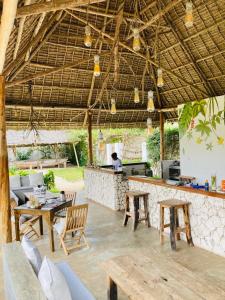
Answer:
[[51, 167, 84, 182]]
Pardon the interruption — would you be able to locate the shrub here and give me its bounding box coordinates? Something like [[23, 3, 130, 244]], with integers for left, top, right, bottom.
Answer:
[[16, 149, 33, 161], [44, 170, 55, 190]]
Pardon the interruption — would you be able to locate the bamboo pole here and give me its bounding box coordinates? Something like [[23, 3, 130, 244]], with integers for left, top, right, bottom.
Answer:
[[0, 76, 12, 243], [159, 112, 165, 161], [87, 111, 93, 165]]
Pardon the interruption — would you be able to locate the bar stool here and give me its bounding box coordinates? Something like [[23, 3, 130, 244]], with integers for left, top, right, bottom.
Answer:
[[158, 199, 194, 250], [123, 191, 150, 231]]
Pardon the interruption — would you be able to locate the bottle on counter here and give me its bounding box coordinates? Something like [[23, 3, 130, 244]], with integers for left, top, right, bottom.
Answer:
[[211, 174, 217, 191], [204, 180, 209, 191]]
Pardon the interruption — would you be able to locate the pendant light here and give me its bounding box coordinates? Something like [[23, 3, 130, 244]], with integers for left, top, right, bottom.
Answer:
[[134, 87, 140, 103], [110, 98, 116, 115], [185, 1, 193, 28], [132, 28, 141, 52], [147, 90, 155, 112], [98, 130, 104, 151], [84, 25, 92, 47], [157, 68, 164, 88], [94, 55, 100, 77], [147, 118, 153, 135]]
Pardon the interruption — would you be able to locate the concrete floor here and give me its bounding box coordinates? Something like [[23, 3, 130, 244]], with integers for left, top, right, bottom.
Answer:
[[2, 193, 225, 299]]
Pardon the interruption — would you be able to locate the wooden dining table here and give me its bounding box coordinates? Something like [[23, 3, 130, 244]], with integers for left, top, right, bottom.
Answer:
[[102, 252, 225, 300], [14, 193, 72, 252]]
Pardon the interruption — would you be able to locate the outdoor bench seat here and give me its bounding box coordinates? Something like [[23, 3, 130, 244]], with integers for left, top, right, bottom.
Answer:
[[3, 242, 95, 300]]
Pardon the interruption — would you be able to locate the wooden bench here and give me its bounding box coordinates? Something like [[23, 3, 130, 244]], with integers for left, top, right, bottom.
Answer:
[[102, 252, 225, 300]]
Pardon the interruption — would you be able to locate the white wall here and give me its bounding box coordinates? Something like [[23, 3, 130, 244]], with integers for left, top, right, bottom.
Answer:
[[180, 95, 225, 185]]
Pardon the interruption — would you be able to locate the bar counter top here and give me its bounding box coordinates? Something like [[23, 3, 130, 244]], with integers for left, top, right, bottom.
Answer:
[[128, 176, 225, 200], [85, 167, 123, 175]]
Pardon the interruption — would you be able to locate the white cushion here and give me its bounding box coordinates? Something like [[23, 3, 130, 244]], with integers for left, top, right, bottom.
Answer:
[[53, 220, 65, 235], [9, 175, 21, 189], [10, 190, 19, 204], [38, 257, 72, 300], [29, 173, 44, 187], [57, 262, 95, 300], [21, 235, 42, 275]]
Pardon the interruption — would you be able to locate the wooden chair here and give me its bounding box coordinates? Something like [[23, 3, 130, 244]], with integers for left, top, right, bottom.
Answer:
[[54, 204, 89, 255], [54, 192, 76, 220], [10, 199, 41, 240]]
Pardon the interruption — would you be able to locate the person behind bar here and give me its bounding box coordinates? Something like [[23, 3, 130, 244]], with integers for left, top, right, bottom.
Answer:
[[111, 152, 122, 171]]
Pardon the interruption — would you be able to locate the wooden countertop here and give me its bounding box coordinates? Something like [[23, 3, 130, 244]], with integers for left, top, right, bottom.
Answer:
[[85, 167, 123, 176], [128, 176, 225, 200]]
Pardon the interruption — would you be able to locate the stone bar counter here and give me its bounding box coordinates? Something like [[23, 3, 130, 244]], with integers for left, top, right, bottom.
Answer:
[[128, 176, 225, 257], [84, 167, 128, 210]]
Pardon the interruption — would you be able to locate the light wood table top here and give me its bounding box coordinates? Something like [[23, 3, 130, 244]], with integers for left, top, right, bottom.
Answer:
[[102, 252, 225, 300]]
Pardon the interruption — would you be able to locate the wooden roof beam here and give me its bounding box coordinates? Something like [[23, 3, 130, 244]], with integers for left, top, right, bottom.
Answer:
[[67, 11, 208, 98], [163, 14, 216, 97], [126, 0, 182, 40], [0, 0, 19, 74], [6, 103, 149, 112], [16, 0, 106, 18]]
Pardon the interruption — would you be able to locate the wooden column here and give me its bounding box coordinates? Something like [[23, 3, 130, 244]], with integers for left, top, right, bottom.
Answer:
[[159, 112, 165, 161], [87, 111, 93, 164], [0, 76, 12, 243]]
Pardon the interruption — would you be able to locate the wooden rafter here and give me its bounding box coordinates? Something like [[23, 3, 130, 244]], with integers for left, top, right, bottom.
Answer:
[[0, 0, 18, 74], [163, 14, 216, 97], [66, 12, 208, 97], [126, 0, 182, 40], [16, 0, 106, 17], [13, 0, 32, 60], [4, 11, 60, 77], [83, 0, 110, 127], [9, 12, 66, 82]]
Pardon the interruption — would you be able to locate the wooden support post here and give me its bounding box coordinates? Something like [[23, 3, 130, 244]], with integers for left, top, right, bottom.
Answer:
[[0, 76, 12, 243], [87, 111, 93, 165], [159, 112, 165, 161]]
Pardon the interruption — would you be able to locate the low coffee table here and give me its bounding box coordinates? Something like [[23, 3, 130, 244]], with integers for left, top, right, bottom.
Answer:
[[14, 192, 72, 252]]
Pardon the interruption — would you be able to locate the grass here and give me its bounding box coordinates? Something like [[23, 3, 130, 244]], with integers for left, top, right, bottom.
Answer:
[[51, 167, 84, 182]]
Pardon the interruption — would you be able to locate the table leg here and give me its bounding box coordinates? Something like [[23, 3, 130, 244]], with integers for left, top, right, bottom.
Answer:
[[14, 212, 20, 241], [45, 213, 55, 252], [39, 216, 43, 235], [107, 277, 118, 300], [169, 207, 176, 251]]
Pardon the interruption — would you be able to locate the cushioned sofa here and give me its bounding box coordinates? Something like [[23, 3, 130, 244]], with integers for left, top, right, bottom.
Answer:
[[3, 242, 95, 300], [10, 173, 44, 205]]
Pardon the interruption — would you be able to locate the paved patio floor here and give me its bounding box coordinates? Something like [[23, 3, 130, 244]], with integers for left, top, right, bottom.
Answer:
[[2, 192, 225, 299]]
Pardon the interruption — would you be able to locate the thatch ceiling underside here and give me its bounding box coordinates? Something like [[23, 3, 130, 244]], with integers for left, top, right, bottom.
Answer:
[[3, 0, 225, 129]]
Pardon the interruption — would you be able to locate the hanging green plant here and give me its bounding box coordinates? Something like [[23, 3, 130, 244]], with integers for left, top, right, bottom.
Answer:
[[179, 96, 225, 149]]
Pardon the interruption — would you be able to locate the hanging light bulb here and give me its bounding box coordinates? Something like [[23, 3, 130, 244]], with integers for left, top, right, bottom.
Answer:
[[147, 90, 155, 112], [134, 87, 140, 103], [185, 1, 193, 28], [84, 25, 92, 47], [111, 98, 116, 115], [132, 28, 141, 52], [157, 68, 164, 88], [98, 130, 105, 151], [147, 118, 153, 135], [94, 55, 100, 77]]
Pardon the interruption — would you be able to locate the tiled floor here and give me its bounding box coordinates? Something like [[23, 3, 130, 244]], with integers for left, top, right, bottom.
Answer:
[[2, 193, 225, 299]]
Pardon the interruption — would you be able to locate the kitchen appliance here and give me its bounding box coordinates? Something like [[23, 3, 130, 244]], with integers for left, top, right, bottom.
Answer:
[[169, 161, 180, 181], [161, 160, 180, 181]]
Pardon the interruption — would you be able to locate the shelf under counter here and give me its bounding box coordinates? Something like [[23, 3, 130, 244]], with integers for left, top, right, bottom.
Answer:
[[128, 176, 225, 200]]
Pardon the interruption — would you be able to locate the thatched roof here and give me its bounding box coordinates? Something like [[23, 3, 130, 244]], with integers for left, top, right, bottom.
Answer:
[[3, 0, 225, 129]]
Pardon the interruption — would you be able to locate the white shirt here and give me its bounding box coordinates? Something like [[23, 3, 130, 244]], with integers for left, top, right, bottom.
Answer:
[[112, 158, 122, 170]]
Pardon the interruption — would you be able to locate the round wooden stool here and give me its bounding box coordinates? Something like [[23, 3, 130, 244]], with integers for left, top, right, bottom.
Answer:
[[158, 199, 194, 250], [123, 191, 150, 231]]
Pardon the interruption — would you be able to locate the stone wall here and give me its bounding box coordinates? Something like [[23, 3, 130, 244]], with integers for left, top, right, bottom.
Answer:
[[84, 168, 128, 210], [129, 180, 225, 257]]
